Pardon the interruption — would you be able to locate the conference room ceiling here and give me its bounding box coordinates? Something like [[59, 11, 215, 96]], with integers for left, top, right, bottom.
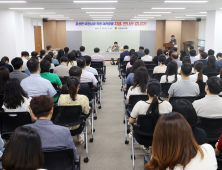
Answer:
[[1, 0, 222, 20]]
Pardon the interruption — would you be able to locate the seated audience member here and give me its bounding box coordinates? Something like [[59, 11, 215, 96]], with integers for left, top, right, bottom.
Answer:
[[31, 51, 38, 58], [186, 45, 194, 56], [216, 53, 222, 70], [54, 57, 69, 77], [46, 52, 55, 69], [80, 46, 88, 56], [136, 46, 145, 58], [39, 49, 46, 62], [172, 47, 177, 52], [178, 56, 195, 74], [203, 56, 219, 74], [153, 55, 167, 74], [172, 99, 207, 145], [48, 51, 59, 66], [0, 67, 9, 94], [160, 61, 181, 83], [193, 77, 222, 118], [21, 51, 29, 71], [68, 52, 77, 69], [21, 58, 56, 98], [46, 45, 52, 54], [64, 47, 69, 57], [171, 51, 182, 68], [124, 49, 135, 61], [141, 48, 152, 62], [126, 66, 148, 104], [208, 49, 215, 58], [168, 63, 200, 100], [26, 95, 77, 155], [75, 50, 82, 58], [215, 133, 222, 156], [126, 52, 138, 69], [190, 62, 208, 83], [0, 56, 13, 72], [195, 47, 204, 60], [125, 59, 145, 86], [58, 77, 90, 144], [40, 60, 62, 102], [194, 52, 208, 66], [10, 57, 28, 83], [91, 47, 105, 65], [163, 49, 169, 59], [165, 50, 174, 65], [77, 58, 98, 87], [180, 50, 186, 61], [190, 49, 198, 64], [2, 126, 44, 170], [84, 55, 98, 75], [57, 49, 65, 64], [145, 112, 217, 170], [126, 55, 137, 77], [153, 48, 163, 61], [120, 45, 129, 58]]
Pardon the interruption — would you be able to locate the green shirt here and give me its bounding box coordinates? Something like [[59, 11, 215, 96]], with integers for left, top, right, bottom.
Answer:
[[169, 39, 177, 45], [40, 72, 62, 102]]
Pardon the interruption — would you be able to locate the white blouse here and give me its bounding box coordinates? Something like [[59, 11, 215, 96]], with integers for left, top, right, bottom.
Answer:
[[189, 72, 208, 83], [153, 65, 167, 74], [160, 75, 181, 83], [126, 86, 147, 99], [68, 61, 77, 69]]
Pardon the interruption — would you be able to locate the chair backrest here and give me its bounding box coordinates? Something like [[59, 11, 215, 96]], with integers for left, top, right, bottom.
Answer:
[[145, 64, 156, 71], [51, 106, 83, 127], [91, 61, 103, 74], [51, 83, 58, 90], [169, 96, 198, 104], [153, 58, 158, 66], [0, 112, 32, 136], [42, 148, 75, 170], [160, 83, 172, 98], [204, 72, 219, 78], [153, 73, 165, 82], [50, 69, 54, 73], [128, 95, 148, 110], [197, 82, 206, 97], [144, 61, 154, 65], [59, 76, 69, 85], [148, 69, 153, 79], [79, 82, 94, 101], [0, 94, 3, 111]]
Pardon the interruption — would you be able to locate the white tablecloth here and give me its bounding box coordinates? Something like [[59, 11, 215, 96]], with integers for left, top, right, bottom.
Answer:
[[101, 51, 121, 59]]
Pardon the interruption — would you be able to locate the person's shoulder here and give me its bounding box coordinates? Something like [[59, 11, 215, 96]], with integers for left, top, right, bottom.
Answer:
[[77, 94, 88, 100], [161, 100, 171, 106], [200, 143, 215, 154]]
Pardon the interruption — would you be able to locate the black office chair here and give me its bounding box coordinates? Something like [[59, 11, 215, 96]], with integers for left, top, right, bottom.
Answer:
[[153, 58, 158, 66], [197, 116, 222, 145], [153, 73, 164, 82], [145, 64, 156, 71], [148, 69, 153, 79], [144, 61, 154, 65], [50, 69, 54, 73], [0, 112, 32, 140], [160, 83, 172, 98], [197, 82, 206, 99], [42, 148, 80, 170], [59, 76, 69, 85], [0, 94, 3, 112], [217, 152, 222, 170], [91, 61, 106, 82], [204, 72, 219, 78], [169, 96, 198, 104], [51, 83, 61, 103]]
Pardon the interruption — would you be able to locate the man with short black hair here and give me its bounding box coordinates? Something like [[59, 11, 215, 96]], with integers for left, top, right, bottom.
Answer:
[[21, 58, 56, 98], [21, 51, 29, 71], [112, 42, 120, 52], [10, 57, 28, 83], [208, 49, 215, 57], [190, 49, 198, 64], [31, 51, 38, 58], [193, 77, 222, 118], [46, 45, 52, 54], [54, 57, 69, 77], [80, 46, 87, 56], [194, 52, 208, 66], [171, 51, 182, 68], [141, 48, 152, 61], [195, 47, 204, 60], [216, 53, 222, 70], [168, 63, 200, 100], [186, 45, 194, 56], [25, 95, 77, 155], [172, 47, 178, 52], [169, 35, 177, 45], [120, 45, 129, 58], [84, 56, 98, 75], [136, 46, 145, 58], [91, 47, 105, 66], [64, 47, 69, 57]]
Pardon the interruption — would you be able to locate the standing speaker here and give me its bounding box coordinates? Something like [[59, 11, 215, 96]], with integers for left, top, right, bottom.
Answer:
[[42, 18, 48, 22], [196, 18, 201, 22]]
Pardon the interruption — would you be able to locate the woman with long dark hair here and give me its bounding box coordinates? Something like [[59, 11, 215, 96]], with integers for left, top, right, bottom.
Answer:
[[124, 49, 135, 61], [2, 126, 44, 170], [190, 61, 208, 83], [160, 61, 181, 83], [43, 54, 55, 70], [180, 50, 187, 61], [153, 54, 167, 73], [0, 56, 13, 72], [145, 112, 217, 170], [0, 67, 9, 94], [39, 49, 46, 62], [153, 48, 163, 61], [56, 49, 65, 64], [203, 56, 219, 74], [68, 52, 77, 69], [58, 77, 90, 144]]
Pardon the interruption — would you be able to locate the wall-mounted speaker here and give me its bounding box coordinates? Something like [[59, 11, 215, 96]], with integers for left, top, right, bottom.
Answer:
[[196, 18, 201, 22], [42, 18, 48, 22]]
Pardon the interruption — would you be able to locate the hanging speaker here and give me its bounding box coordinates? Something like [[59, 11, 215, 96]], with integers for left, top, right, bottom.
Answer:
[[196, 18, 201, 22], [42, 18, 48, 22]]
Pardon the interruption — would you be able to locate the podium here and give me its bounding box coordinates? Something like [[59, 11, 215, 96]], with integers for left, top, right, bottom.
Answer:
[[163, 43, 174, 50]]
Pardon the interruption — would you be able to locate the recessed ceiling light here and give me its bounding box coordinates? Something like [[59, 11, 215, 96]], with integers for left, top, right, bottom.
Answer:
[[89, 15, 113, 16], [167, 19, 185, 20], [152, 8, 185, 9], [86, 12, 114, 13], [138, 15, 161, 16], [186, 15, 207, 16], [27, 12, 56, 14], [74, 1, 117, 3], [9, 8, 44, 9], [200, 12, 207, 13], [164, 1, 208, 3], [0, 1, 26, 3], [81, 8, 115, 9], [175, 17, 195, 18], [92, 19, 111, 20], [56, 19, 74, 20], [48, 17, 70, 19], [40, 15, 64, 17], [91, 17, 112, 18], [134, 17, 154, 18], [144, 12, 171, 13], [130, 19, 148, 20]]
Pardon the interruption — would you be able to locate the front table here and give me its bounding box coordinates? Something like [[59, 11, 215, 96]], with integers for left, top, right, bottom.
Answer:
[[101, 51, 121, 60]]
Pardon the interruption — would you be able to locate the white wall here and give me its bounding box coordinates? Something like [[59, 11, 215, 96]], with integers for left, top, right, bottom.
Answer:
[[198, 19, 206, 40]]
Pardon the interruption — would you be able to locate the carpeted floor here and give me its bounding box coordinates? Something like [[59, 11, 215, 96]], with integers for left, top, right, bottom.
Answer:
[[73, 62, 145, 170]]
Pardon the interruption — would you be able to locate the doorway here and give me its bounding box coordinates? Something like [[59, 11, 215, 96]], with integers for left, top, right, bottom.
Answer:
[[34, 26, 42, 53]]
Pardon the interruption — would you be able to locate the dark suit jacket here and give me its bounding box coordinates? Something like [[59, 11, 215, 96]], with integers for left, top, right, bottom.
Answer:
[[194, 59, 208, 67], [136, 50, 145, 58], [120, 51, 129, 58]]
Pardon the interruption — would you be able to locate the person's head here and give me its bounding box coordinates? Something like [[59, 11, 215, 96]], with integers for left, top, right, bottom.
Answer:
[[69, 66, 82, 79], [163, 49, 169, 57], [158, 54, 166, 65], [180, 50, 186, 61], [0, 67, 9, 94], [3, 78, 28, 109], [68, 52, 76, 63], [0, 56, 9, 65], [43, 55, 52, 64], [205, 77, 222, 95], [145, 112, 203, 170], [169, 50, 174, 58], [172, 99, 198, 128], [31, 51, 38, 58], [207, 56, 217, 70], [2, 126, 44, 170], [165, 61, 178, 83], [114, 42, 118, 46], [194, 61, 204, 83], [180, 63, 192, 77], [77, 57, 86, 69], [39, 50, 46, 59], [139, 46, 144, 51], [48, 52, 54, 59], [129, 55, 138, 66], [11, 57, 23, 70], [131, 52, 139, 58], [30, 95, 54, 119], [171, 51, 178, 60], [198, 47, 204, 54], [132, 66, 148, 93], [64, 47, 69, 53], [172, 47, 177, 52], [216, 53, 222, 61], [40, 60, 51, 73], [21, 51, 29, 59], [75, 50, 82, 58], [182, 56, 191, 64], [157, 48, 163, 57], [46, 45, 52, 51], [129, 49, 136, 57], [67, 77, 80, 101], [84, 55, 92, 66], [144, 48, 149, 55], [131, 59, 145, 73], [94, 47, 100, 53], [123, 45, 129, 51], [208, 49, 215, 56], [27, 58, 40, 74], [60, 56, 69, 65], [57, 49, 65, 57], [80, 46, 85, 52], [200, 52, 208, 59], [188, 45, 194, 52], [171, 35, 175, 40], [190, 49, 196, 57]]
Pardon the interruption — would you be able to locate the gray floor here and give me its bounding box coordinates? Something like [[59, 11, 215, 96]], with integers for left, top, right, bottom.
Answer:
[[74, 62, 145, 170]]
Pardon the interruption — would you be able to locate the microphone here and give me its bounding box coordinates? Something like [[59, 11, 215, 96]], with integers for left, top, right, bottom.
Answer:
[[106, 46, 111, 52]]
